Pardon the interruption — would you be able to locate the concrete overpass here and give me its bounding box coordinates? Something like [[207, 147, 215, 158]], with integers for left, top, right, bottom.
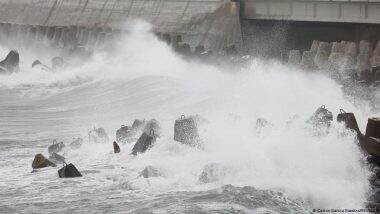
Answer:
[[241, 0, 380, 24]]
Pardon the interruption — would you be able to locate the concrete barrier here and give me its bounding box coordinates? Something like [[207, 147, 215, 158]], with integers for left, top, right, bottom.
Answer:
[[300, 51, 316, 70], [314, 42, 331, 69], [288, 50, 301, 66]]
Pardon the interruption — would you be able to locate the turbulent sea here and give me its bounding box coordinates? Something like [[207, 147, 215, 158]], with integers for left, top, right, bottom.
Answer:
[[0, 22, 379, 213]]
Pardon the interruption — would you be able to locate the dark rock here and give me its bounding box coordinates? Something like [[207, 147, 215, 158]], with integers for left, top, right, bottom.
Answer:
[[366, 118, 380, 139], [48, 140, 65, 155], [174, 115, 200, 146], [49, 152, 65, 164], [139, 166, 162, 178], [307, 105, 333, 128], [58, 163, 82, 178], [88, 127, 108, 144], [69, 138, 83, 149], [199, 163, 226, 183], [132, 131, 156, 155], [113, 141, 120, 153], [0, 50, 19, 73], [32, 154, 56, 169]]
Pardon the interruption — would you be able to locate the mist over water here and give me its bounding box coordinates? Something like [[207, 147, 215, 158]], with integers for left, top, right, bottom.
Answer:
[[0, 21, 378, 213]]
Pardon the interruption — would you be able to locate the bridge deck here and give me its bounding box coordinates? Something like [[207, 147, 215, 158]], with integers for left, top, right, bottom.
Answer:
[[242, 0, 380, 24]]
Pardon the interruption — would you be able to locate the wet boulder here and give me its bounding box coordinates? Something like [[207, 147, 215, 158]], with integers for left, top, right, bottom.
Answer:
[[307, 105, 333, 128], [89, 127, 109, 144], [32, 154, 56, 169], [199, 163, 227, 183], [69, 138, 83, 149], [48, 140, 65, 155], [132, 130, 156, 155], [58, 163, 82, 178], [174, 115, 200, 146], [139, 166, 162, 178], [49, 152, 65, 164], [113, 141, 120, 153], [0, 50, 19, 73]]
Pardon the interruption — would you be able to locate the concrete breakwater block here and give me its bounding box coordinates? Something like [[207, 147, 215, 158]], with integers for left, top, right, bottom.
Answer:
[[373, 41, 380, 56], [174, 115, 200, 146], [139, 166, 162, 178], [345, 42, 358, 57], [356, 54, 371, 80], [48, 140, 65, 155], [310, 40, 320, 53], [113, 141, 120, 154], [32, 154, 56, 169], [69, 138, 83, 149], [307, 105, 333, 128], [116, 119, 146, 144], [314, 42, 331, 69], [132, 130, 156, 155], [198, 163, 227, 183], [58, 163, 82, 178], [89, 127, 109, 144], [300, 51, 316, 70], [116, 125, 133, 144], [142, 119, 160, 137], [337, 110, 360, 134], [49, 152, 65, 164], [360, 40, 373, 55], [288, 50, 301, 66], [363, 137, 380, 158], [366, 118, 380, 139], [0, 50, 20, 73]]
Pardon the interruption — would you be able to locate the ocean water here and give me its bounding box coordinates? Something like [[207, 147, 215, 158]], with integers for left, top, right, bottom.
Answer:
[[0, 22, 378, 213]]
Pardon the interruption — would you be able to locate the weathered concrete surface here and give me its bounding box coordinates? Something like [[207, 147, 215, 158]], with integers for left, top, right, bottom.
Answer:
[[0, 0, 242, 51]]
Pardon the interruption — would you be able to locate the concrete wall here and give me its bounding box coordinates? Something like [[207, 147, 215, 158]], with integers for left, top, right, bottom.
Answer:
[[0, 0, 242, 52]]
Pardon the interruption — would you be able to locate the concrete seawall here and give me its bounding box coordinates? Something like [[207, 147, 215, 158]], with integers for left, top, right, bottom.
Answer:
[[0, 0, 242, 52]]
